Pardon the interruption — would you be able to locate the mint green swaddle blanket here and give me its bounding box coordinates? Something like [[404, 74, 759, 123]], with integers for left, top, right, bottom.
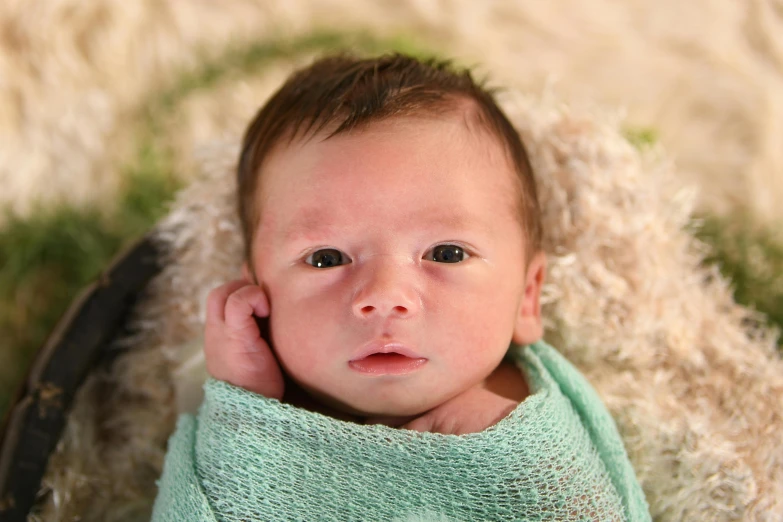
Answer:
[[152, 341, 650, 521]]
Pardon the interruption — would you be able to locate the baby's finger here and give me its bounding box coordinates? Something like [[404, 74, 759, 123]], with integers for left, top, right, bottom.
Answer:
[[206, 280, 251, 323], [224, 284, 271, 331]]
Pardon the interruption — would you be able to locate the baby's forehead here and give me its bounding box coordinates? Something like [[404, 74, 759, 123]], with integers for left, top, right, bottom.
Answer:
[[262, 114, 515, 190], [270, 110, 512, 173], [254, 116, 524, 242]]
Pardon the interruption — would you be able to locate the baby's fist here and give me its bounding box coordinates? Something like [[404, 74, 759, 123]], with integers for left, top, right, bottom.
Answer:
[[204, 280, 284, 400]]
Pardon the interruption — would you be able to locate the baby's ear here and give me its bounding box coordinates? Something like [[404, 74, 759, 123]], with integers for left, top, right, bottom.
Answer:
[[512, 251, 546, 346]]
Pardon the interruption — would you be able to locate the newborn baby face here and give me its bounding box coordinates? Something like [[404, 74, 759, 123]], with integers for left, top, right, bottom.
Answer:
[[246, 113, 540, 417]]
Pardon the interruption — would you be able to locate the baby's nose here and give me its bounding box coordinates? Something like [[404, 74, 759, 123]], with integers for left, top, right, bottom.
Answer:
[[351, 258, 422, 319]]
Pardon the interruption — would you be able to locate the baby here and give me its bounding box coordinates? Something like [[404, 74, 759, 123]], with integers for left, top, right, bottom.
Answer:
[[204, 54, 545, 436], [153, 53, 650, 521]]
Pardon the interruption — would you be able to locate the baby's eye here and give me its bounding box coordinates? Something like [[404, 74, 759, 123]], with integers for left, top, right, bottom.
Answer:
[[306, 248, 349, 268], [427, 244, 469, 263]]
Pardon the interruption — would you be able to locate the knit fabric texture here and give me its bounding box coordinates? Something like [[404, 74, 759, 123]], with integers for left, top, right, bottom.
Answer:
[[151, 341, 650, 521]]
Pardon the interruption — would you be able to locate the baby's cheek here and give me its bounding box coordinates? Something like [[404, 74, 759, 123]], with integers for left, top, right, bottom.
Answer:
[[448, 293, 515, 359], [268, 295, 337, 370], [270, 311, 310, 356]]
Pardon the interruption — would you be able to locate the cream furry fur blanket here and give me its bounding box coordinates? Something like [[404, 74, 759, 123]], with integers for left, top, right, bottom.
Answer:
[[34, 94, 783, 522]]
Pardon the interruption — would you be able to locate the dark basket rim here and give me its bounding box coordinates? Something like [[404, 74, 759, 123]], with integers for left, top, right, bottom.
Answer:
[[0, 235, 163, 521]]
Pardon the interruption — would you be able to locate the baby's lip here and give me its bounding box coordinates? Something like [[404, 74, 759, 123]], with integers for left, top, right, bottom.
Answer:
[[348, 341, 427, 375], [349, 341, 425, 362]]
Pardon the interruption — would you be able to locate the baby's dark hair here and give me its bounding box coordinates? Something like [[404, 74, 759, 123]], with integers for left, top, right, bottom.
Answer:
[[237, 53, 542, 263]]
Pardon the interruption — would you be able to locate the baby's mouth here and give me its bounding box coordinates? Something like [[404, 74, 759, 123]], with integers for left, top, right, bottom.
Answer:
[[349, 342, 427, 375], [348, 353, 428, 375]]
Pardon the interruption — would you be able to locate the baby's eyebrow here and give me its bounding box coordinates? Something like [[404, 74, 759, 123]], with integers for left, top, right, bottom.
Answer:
[[283, 224, 335, 243], [281, 212, 340, 243], [281, 211, 490, 244]]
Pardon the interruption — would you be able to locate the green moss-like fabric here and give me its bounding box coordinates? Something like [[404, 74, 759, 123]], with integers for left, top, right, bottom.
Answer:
[[152, 341, 650, 521]]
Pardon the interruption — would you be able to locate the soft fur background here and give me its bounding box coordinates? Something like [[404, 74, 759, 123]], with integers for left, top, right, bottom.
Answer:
[[35, 85, 783, 520], [2, 0, 783, 226]]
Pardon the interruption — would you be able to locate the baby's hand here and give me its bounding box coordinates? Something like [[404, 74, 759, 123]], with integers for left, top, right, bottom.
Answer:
[[204, 280, 284, 400]]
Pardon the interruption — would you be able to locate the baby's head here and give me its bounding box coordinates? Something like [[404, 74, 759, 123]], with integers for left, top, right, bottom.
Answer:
[[236, 53, 545, 418]]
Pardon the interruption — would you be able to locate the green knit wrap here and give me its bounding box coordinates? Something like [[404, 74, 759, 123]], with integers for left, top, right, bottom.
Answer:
[[152, 341, 650, 521]]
